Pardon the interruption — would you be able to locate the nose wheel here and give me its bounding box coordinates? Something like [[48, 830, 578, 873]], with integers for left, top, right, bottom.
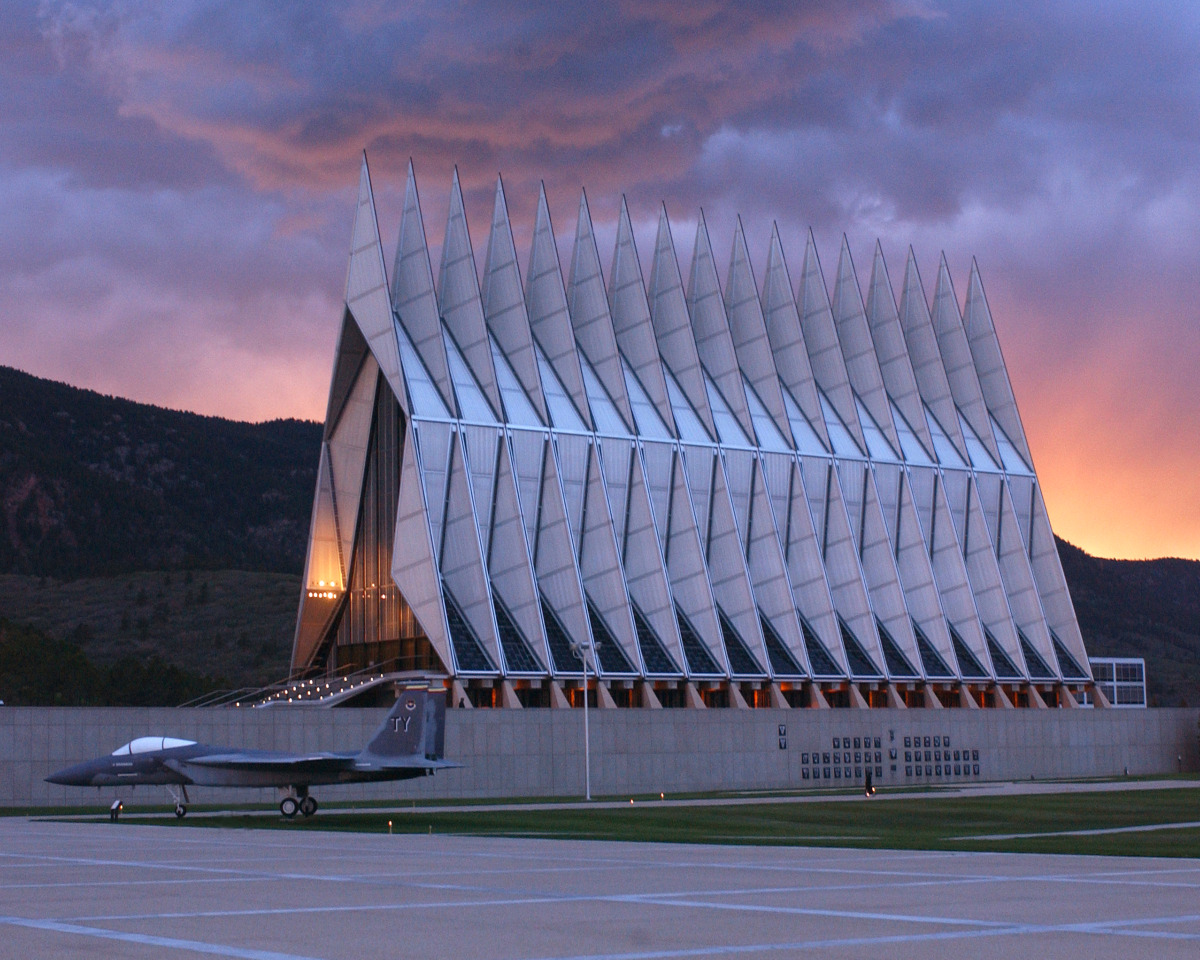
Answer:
[[280, 796, 299, 818], [166, 784, 189, 819], [300, 796, 318, 817]]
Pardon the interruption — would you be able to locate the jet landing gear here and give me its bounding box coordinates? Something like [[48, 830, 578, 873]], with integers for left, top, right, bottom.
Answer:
[[167, 784, 190, 818], [278, 787, 318, 819]]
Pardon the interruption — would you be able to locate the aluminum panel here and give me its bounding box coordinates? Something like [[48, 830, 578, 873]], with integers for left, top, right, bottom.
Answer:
[[482, 177, 549, 424], [864, 244, 936, 457], [796, 232, 867, 452], [566, 191, 634, 432], [964, 261, 1034, 466], [931, 257, 1002, 465], [391, 160, 455, 413], [608, 199, 673, 420], [831, 239, 903, 455], [762, 227, 830, 449], [687, 215, 756, 441], [648, 208, 718, 439], [439, 170, 503, 418], [526, 186, 592, 429]]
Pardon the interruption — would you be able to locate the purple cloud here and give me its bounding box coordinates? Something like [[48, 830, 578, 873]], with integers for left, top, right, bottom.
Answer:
[[2, 0, 1198, 558]]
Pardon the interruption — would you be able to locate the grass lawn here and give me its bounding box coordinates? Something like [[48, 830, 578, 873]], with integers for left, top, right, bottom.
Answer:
[[65, 785, 1200, 858]]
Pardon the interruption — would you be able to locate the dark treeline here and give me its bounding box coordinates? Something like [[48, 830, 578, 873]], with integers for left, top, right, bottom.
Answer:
[[0, 619, 224, 706], [0, 365, 321, 578]]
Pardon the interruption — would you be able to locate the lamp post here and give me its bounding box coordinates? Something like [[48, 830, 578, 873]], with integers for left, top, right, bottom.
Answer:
[[569, 639, 595, 801]]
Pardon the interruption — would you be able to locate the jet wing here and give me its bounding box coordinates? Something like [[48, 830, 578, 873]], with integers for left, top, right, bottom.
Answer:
[[177, 751, 356, 772], [352, 755, 464, 772]]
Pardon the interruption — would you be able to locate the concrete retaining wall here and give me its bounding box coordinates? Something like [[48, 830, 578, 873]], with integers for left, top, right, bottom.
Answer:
[[3, 706, 1197, 808]]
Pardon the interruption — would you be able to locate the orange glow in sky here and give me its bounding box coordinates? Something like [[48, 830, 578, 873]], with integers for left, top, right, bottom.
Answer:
[[3, 2, 1198, 562]]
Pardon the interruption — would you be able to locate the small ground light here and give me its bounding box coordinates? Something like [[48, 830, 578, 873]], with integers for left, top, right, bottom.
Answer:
[[660, 793, 664, 799], [388, 820, 392, 834]]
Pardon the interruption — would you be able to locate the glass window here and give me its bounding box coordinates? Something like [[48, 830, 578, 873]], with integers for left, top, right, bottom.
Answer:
[[663, 365, 712, 443], [112, 737, 195, 756], [489, 335, 542, 428], [443, 328, 498, 423], [743, 376, 791, 452], [957, 409, 1000, 472], [533, 342, 588, 432], [923, 402, 967, 468], [579, 353, 630, 435], [854, 394, 899, 461], [782, 388, 827, 455], [622, 358, 672, 439], [395, 318, 451, 419], [819, 389, 863, 458], [705, 372, 752, 447], [990, 414, 1032, 474], [890, 399, 933, 465]]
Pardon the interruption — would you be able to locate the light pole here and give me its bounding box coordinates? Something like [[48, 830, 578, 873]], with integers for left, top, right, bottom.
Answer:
[[569, 639, 595, 800]]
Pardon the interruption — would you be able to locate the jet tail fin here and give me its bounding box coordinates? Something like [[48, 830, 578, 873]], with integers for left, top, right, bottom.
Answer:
[[359, 678, 448, 762]]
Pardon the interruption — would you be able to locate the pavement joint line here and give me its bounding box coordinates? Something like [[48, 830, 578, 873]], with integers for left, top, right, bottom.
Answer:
[[0, 848, 1019, 886], [955, 820, 1200, 840], [68, 894, 604, 923], [0, 877, 283, 891], [17, 846, 1199, 897], [62, 881, 1155, 931], [520, 918, 1200, 960], [0, 915, 324, 960], [8, 837, 1194, 886], [505, 926, 1060, 960], [612, 896, 1020, 927]]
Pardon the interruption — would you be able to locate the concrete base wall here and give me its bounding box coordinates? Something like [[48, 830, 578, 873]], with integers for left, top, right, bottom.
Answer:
[[3, 706, 1197, 808]]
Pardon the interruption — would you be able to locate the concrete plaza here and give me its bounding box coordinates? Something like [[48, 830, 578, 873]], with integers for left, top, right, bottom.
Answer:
[[1, 818, 1198, 959]]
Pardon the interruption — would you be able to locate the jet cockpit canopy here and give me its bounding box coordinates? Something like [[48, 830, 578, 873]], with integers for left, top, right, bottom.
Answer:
[[111, 737, 196, 756]]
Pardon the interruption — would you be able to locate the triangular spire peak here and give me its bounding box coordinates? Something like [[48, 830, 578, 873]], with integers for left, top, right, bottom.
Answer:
[[648, 202, 718, 440], [482, 172, 549, 425], [796, 228, 867, 452], [962, 256, 1034, 466], [439, 163, 503, 416], [830, 235, 902, 454], [864, 239, 936, 457], [724, 213, 793, 445], [392, 157, 455, 411], [567, 185, 635, 431], [608, 192, 673, 419], [525, 180, 592, 428], [687, 208, 755, 442], [760, 223, 830, 449], [341, 152, 405, 406], [930, 253, 1002, 464]]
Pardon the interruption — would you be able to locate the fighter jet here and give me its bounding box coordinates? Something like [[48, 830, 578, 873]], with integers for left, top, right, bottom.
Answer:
[[46, 678, 458, 819]]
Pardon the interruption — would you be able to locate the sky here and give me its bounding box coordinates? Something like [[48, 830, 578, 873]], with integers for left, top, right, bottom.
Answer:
[[3, 1, 1198, 562]]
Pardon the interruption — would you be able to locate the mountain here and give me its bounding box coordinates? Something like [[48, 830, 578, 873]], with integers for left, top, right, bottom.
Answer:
[[0, 364, 1195, 705], [1057, 540, 1200, 707], [0, 365, 320, 576]]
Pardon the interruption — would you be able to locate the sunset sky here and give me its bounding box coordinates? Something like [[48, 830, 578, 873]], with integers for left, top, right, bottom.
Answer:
[[3, 2, 1198, 561]]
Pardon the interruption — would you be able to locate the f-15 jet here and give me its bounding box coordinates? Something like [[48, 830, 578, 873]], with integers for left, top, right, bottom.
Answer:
[[46, 679, 458, 819]]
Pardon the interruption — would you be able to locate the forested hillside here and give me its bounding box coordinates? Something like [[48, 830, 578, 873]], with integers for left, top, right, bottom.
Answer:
[[0, 365, 320, 577]]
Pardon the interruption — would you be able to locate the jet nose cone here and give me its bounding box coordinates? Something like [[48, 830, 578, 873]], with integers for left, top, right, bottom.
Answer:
[[45, 761, 95, 786]]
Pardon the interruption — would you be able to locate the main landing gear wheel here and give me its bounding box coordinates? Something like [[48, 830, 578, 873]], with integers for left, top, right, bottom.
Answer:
[[174, 804, 187, 818], [280, 796, 299, 819], [299, 796, 318, 818]]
